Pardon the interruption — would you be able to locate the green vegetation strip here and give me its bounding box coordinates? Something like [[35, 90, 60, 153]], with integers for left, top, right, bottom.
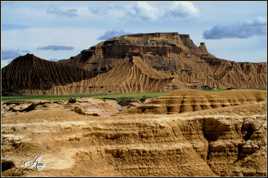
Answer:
[[94, 92, 166, 105], [1, 92, 167, 103]]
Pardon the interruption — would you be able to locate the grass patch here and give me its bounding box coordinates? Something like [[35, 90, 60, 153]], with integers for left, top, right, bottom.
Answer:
[[1, 92, 107, 102], [211, 88, 225, 92], [2, 95, 69, 101], [94, 92, 166, 105], [1, 92, 167, 103]]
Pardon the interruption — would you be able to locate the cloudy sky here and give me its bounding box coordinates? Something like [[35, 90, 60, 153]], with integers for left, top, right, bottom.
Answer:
[[1, 1, 267, 67]]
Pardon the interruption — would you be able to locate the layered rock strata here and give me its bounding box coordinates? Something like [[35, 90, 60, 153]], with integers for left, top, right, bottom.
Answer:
[[2, 33, 266, 95]]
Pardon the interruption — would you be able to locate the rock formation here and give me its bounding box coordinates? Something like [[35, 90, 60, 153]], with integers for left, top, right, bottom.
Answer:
[[1, 32, 266, 95], [1, 90, 266, 176], [126, 89, 266, 114]]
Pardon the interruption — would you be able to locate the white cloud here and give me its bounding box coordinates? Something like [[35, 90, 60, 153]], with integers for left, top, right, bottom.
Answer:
[[167, 1, 199, 18], [203, 16, 266, 39], [88, 3, 129, 19], [37, 45, 74, 51], [88, 1, 200, 21], [131, 2, 160, 21], [130, 1, 200, 21], [46, 7, 78, 18]]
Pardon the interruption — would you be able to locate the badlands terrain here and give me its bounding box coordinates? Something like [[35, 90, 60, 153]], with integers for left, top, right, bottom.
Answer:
[[1, 32, 267, 176], [1, 89, 267, 176], [1, 33, 266, 95]]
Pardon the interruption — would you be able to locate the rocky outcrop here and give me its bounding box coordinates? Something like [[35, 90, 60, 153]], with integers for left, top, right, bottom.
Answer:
[[178, 112, 266, 176], [125, 89, 266, 114], [71, 98, 122, 117], [1, 89, 266, 176], [1, 33, 266, 95]]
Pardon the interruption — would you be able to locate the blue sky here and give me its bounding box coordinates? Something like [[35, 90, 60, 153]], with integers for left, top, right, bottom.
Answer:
[[1, 1, 267, 67]]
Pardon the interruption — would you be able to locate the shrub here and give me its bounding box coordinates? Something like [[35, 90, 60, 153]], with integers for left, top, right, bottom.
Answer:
[[68, 97, 76, 103], [116, 97, 134, 106], [140, 95, 147, 103]]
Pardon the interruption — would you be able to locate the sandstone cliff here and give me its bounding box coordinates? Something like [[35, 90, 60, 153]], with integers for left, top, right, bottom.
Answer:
[[1, 33, 266, 95], [1, 90, 266, 176]]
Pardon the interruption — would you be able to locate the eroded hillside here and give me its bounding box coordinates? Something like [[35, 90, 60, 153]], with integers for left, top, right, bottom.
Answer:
[[1, 90, 266, 176], [1, 33, 267, 95]]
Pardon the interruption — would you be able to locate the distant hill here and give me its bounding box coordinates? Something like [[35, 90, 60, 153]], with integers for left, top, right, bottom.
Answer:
[[1, 32, 266, 95]]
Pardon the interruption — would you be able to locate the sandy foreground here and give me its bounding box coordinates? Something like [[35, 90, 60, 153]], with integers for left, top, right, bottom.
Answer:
[[1, 90, 267, 176]]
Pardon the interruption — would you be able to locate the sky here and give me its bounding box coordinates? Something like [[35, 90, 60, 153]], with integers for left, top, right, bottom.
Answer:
[[1, 1, 267, 67]]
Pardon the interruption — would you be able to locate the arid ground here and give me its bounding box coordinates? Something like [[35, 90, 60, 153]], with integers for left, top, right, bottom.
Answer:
[[1, 89, 266, 176], [2, 2, 267, 177]]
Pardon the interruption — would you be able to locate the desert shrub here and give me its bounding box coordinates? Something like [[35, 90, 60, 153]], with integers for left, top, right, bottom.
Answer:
[[201, 85, 212, 90], [68, 97, 76, 103], [116, 97, 134, 106], [139, 95, 147, 103]]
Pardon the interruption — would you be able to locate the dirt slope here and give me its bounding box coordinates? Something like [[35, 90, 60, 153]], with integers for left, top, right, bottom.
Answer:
[[126, 89, 266, 114], [1, 90, 266, 176], [1, 54, 93, 95], [1, 33, 266, 95]]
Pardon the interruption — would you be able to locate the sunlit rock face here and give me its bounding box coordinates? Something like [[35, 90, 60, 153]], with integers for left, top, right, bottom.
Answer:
[[1, 90, 266, 176], [2, 32, 266, 96]]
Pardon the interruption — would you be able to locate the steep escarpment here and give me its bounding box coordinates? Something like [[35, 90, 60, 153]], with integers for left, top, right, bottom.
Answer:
[[1, 32, 266, 95]]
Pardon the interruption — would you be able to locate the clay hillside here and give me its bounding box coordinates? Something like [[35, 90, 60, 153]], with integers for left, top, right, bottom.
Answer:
[[1, 32, 267, 95]]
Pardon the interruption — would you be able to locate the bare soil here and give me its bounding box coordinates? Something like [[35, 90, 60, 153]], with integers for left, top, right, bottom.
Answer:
[[1, 89, 267, 176]]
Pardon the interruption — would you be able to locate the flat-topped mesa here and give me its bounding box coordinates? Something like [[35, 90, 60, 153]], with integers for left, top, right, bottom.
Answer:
[[118, 32, 192, 45], [120, 32, 190, 40], [2, 31, 266, 96], [120, 32, 180, 42], [90, 32, 202, 59]]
